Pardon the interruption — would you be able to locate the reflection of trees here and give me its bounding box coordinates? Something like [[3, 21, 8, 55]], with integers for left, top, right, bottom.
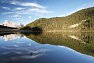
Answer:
[[81, 33, 94, 43], [24, 32, 94, 56], [0, 32, 15, 36]]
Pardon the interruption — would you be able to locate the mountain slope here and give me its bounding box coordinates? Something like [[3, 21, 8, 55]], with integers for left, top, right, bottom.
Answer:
[[24, 7, 94, 31]]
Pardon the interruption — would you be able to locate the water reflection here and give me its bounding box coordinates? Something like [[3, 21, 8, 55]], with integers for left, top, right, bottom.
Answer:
[[23, 32, 94, 56], [2, 34, 23, 41], [0, 33, 23, 41], [0, 32, 94, 63]]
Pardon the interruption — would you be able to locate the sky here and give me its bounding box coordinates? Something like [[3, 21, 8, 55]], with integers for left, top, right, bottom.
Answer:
[[0, 0, 94, 25]]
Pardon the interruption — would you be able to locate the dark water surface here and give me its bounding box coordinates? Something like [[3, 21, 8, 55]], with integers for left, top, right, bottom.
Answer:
[[0, 32, 94, 63]]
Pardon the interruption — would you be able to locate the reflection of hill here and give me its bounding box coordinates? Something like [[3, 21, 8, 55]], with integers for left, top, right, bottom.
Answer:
[[24, 32, 94, 56], [0, 32, 15, 36]]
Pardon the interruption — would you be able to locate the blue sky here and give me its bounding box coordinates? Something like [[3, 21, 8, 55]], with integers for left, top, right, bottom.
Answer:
[[0, 0, 94, 25]]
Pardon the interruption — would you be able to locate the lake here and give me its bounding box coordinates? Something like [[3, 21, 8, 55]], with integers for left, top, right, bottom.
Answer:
[[0, 32, 94, 63]]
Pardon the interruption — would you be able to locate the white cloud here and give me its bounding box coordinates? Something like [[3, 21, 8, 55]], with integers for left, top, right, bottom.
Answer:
[[1, 0, 54, 19], [2, 6, 24, 11], [2, 0, 53, 15], [2, 7, 53, 16], [2, 7, 11, 10], [20, 3, 45, 9], [29, 8, 53, 13], [10, 1, 45, 9], [14, 7, 24, 10]]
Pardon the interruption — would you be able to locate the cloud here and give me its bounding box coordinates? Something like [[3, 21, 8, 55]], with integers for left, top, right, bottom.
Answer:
[[20, 2, 45, 9], [14, 7, 24, 11], [2, 7, 11, 10], [2, 7, 53, 17], [1, 0, 54, 20], [2, 6, 24, 11], [1, 0, 53, 14], [10, 1, 45, 9], [29, 8, 53, 13]]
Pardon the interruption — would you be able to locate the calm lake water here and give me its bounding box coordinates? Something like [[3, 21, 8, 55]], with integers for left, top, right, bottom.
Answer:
[[0, 32, 94, 63]]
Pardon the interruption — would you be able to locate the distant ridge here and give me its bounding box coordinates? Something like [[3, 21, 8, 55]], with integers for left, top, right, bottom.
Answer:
[[0, 25, 17, 29], [2, 20, 24, 28]]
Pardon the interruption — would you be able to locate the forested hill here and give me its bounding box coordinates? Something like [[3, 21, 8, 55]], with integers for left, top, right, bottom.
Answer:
[[23, 7, 94, 31]]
